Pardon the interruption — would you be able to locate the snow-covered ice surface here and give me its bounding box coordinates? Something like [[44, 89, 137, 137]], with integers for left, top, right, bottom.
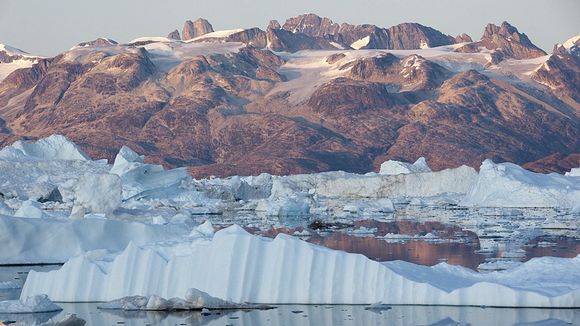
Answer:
[[62, 37, 242, 74], [268, 44, 546, 104], [21, 225, 580, 307]]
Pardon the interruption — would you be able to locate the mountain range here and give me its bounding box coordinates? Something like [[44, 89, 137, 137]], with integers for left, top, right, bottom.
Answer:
[[0, 14, 578, 177]]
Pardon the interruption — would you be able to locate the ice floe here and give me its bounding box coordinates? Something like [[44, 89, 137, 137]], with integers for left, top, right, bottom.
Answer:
[[0, 295, 62, 314], [98, 288, 265, 311]]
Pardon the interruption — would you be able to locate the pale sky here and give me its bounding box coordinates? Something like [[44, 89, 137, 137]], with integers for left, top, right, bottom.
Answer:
[[1, 0, 578, 56]]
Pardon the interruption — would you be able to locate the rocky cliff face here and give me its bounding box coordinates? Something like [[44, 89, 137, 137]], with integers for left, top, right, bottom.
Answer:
[[182, 18, 214, 40], [167, 29, 181, 40], [0, 16, 577, 176], [457, 22, 547, 63], [276, 14, 457, 51], [532, 44, 580, 103]]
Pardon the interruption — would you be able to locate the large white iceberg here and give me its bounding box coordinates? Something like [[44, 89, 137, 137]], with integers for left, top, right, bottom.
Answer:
[[462, 160, 580, 209], [315, 165, 477, 198], [21, 225, 580, 307]]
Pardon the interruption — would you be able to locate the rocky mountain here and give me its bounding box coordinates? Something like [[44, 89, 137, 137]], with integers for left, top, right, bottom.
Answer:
[[182, 18, 214, 40], [532, 47, 580, 103], [167, 29, 181, 41], [0, 15, 578, 176], [457, 21, 547, 64]]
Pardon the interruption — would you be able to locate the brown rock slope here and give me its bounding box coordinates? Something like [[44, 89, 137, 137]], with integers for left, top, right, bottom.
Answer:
[[0, 18, 578, 176]]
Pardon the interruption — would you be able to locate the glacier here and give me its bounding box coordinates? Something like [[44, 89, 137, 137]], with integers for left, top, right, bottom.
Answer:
[[20, 225, 580, 307]]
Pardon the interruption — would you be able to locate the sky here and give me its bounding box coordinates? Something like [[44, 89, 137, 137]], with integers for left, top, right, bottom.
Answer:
[[0, 0, 578, 56]]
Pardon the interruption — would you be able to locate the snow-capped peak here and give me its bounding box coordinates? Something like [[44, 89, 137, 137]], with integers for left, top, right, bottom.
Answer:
[[0, 43, 30, 56]]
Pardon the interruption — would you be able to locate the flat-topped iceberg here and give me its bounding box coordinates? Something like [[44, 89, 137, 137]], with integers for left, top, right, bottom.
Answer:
[[21, 225, 580, 307]]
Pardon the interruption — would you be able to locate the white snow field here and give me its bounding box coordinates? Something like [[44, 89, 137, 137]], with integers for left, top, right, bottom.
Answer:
[[20, 225, 580, 307]]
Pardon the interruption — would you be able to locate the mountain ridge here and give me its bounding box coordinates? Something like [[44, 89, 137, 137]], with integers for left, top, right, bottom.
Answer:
[[0, 14, 578, 177]]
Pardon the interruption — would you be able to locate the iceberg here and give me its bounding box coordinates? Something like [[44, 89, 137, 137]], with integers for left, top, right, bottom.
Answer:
[[21, 225, 580, 307], [462, 160, 580, 209], [14, 200, 44, 219], [566, 167, 580, 177], [110, 146, 191, 200], [98, 288, 263, 311], [0, 295, 62, 314], [72, 173, 122, 217], [379, 157, 432, 175], [0, 216, 187, 264], [0, 135, 89, 161]]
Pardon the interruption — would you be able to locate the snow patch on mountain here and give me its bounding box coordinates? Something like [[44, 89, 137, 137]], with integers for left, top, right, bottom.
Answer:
[[351, 36, 370, 50], [192, 29, 245, 41]]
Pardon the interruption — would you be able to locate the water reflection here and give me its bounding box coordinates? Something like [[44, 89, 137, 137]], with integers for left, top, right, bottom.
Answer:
[[3, 303, 578, 326]]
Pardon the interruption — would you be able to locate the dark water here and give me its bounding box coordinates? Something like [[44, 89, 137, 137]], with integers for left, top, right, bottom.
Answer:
[[1, 302, 578, 326]]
